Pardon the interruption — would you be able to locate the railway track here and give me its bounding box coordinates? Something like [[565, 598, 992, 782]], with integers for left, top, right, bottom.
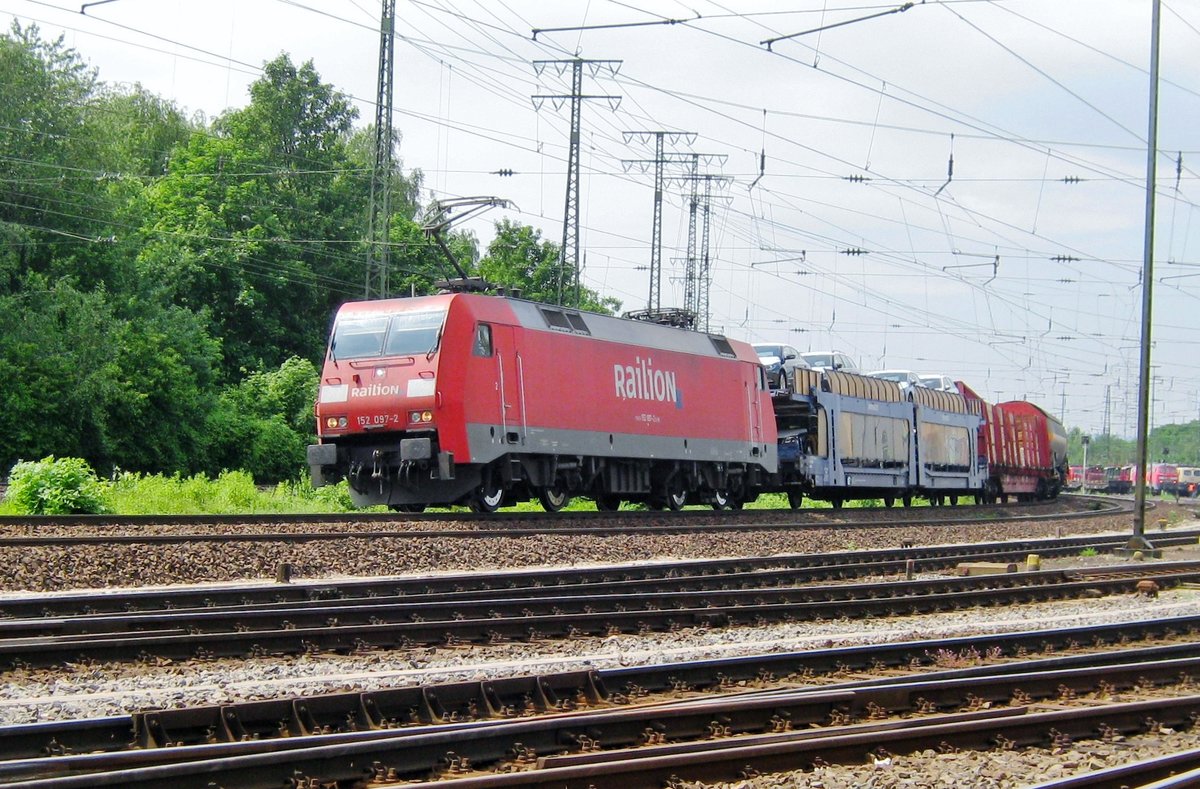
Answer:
[[3, 528, 1187, 620], [0, 495, 1129, 544], [1, 550, 1196, 668], [4, 614, 1200, 787]]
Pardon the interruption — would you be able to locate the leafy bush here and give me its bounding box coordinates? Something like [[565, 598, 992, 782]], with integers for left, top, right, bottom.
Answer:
[[4, 456, 108, 514], [201, 357, 318, 483]]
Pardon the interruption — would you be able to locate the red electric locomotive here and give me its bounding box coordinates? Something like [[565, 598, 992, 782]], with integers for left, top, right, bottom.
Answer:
[[307, 294, 777, 511], [957, 382, 1068, 502]]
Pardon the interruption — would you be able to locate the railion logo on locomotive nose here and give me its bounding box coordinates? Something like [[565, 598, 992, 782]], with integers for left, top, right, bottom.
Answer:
[[613, 357, 682, 408]]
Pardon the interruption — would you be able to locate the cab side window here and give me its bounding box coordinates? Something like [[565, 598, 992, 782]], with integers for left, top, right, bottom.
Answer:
[[473, 323, 493, 357]]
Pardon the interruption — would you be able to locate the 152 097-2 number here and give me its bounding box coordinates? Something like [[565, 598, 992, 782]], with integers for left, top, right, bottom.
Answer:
[[356, 413, 400, 427]]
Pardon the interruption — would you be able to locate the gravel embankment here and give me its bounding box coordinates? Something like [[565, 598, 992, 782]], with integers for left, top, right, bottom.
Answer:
[[684, 730, 1200, 789], [0, 508, 1177, 593], [2, 586, 1196, 726], [2, 506, 1197, 788]]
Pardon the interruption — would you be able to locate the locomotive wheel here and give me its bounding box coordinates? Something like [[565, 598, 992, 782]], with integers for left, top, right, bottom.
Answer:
[[902, 493, 913, 508], [787, 490, 804, 509], [948, 495, 957, 507], [392, 503, 426, 514], [538, 484, 570, 512], [470, 479, 505, 513], [830, 497, 844, 509], [594, 494, 622, 512], [665, 488, 688, 511], [882, 496, 894, 508], [711, 490, 732, 510]]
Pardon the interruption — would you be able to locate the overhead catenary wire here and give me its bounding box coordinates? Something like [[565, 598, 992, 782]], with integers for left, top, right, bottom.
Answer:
[[3, 0, 1197, 431]]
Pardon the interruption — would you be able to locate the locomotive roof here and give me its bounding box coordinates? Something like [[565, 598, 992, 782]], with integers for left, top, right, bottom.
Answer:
[[337, 293, 756, 362]]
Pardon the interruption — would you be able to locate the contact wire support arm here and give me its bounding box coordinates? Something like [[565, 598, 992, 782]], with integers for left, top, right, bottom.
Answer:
[[762, 2, 915, 50]]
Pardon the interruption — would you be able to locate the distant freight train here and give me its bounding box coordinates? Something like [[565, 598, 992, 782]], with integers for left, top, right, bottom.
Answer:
[[307, 294, 1067, 511]]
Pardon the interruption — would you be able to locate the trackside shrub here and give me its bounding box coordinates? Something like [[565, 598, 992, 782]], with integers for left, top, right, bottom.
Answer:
[[5, 456, 108, 515]]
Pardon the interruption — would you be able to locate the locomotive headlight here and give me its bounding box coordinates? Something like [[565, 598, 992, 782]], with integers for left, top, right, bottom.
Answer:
[[325, 416, 348, 429], [421, 410, 432, 422]]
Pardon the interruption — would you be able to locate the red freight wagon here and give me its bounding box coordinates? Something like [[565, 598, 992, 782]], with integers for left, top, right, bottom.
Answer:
[[308, 294, 776, 512], [957, 382, 1068, 502]]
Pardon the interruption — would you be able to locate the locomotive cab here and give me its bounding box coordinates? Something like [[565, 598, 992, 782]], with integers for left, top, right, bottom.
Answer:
[[308, 296, 466, 510]]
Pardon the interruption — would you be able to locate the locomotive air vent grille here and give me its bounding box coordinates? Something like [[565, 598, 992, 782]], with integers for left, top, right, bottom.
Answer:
[[565, 312, 590, 333], [540, 307, 591, 335], [709, 336, 736, 358]]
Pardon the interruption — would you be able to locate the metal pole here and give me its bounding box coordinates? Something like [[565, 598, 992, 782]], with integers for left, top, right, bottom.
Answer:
[[1082, 437, 1089, 491], [1130, 0, 1161, 550], [365, 0, 396, 299]]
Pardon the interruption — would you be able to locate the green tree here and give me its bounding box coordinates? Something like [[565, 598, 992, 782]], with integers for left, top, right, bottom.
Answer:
[[91, 84, 195, 179], [202, 356, 319, 482], [0, 23, 101, 293], [0, 276, 219, 475], [478, 219, 620, 314], [1152, 421, 1200, 466], [136, 54, 373, 379]]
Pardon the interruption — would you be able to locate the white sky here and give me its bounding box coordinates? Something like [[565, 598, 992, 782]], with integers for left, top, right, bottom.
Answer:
[[4, 0, 1200, 441]]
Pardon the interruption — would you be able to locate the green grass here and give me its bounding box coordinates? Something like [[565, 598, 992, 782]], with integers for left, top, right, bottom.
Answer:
[[1, 463, 946, 516], [105, 471, 373, 515], [0, 470, 371, 516]]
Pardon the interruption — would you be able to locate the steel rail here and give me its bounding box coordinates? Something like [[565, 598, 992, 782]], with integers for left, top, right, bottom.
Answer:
[[8, 664, 1200, 787], [1, 561, 1198, 669], [5, 614, 1200, 763], [3, 529, 1191, 622], [1028, 749, 1200, 789], [2, 559, 1196, 641], [0, 703, 1024, 784], [0, 495, 1129, 545], [397, 698, 1200, 789]]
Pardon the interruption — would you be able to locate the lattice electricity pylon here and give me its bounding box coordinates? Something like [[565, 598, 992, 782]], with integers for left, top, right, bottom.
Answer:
[[698, 176, 714, 333], [532, 58, 621, 307], [668, 169, 731, 331], [665, 155, 727, 321], [621, 130, 696, 311], [365, 0, 396, 300]]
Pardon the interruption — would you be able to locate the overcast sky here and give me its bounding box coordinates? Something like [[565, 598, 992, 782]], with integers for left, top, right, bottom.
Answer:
[[5, 0, 1199, 442]]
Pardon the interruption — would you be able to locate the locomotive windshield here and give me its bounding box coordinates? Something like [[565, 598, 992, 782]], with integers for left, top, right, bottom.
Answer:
[[331, 310, 446, 360]]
